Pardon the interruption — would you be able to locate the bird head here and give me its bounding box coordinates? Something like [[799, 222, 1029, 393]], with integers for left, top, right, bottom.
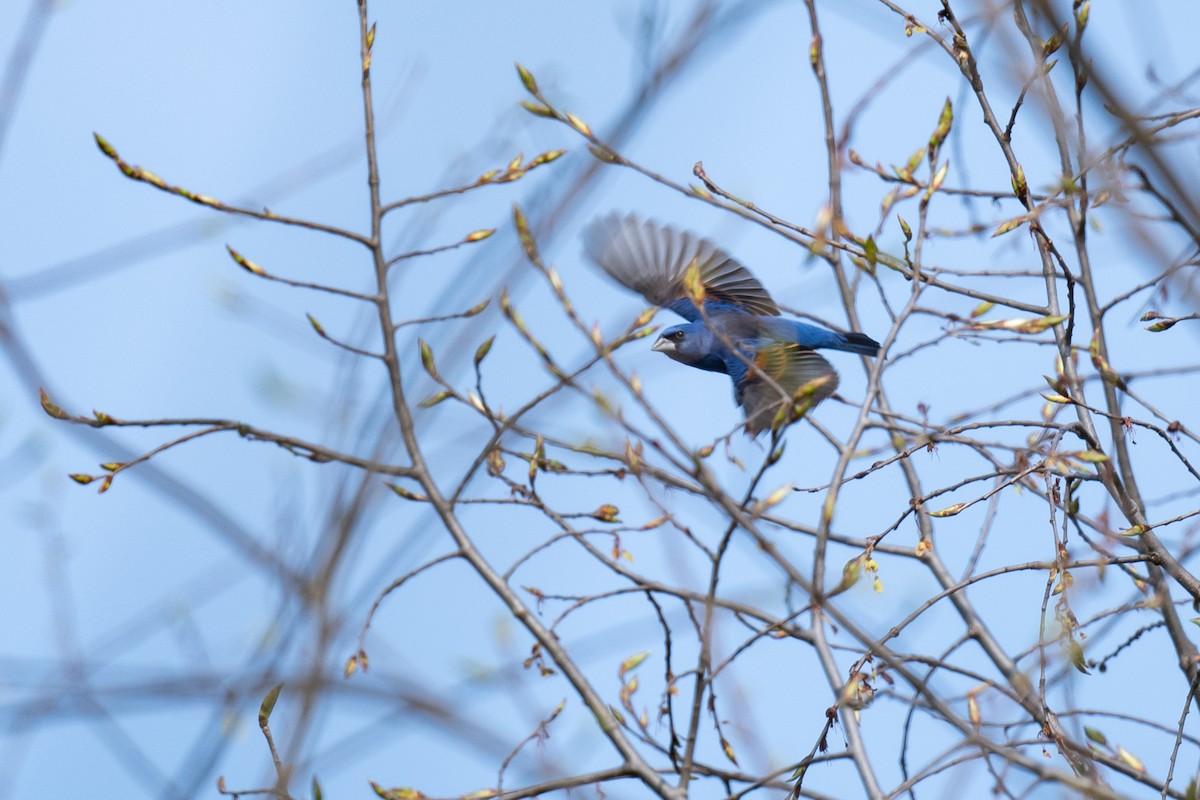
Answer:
[[652, 323, 718, 369]]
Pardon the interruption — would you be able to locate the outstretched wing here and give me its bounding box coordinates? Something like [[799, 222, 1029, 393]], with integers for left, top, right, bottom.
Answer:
[[583, 213, 780, 322], [729, 342, 839, 436]]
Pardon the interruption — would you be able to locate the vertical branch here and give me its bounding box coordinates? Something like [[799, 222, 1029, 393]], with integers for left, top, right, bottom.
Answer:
[[0, 0, 54, 163], [352, 13, 680, 787], [1006, 0, 1200, 685], [800, 3, 886, 796]]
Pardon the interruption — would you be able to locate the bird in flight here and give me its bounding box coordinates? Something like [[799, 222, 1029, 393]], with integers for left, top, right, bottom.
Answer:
[[584, 214, 880, 435]]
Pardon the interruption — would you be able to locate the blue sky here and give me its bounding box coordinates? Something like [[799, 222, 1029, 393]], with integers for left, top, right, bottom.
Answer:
[[3, 1, 1200, 798]]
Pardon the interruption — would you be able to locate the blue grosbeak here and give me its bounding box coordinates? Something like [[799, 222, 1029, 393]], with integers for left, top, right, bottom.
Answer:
[[584, 214, 880, 435]]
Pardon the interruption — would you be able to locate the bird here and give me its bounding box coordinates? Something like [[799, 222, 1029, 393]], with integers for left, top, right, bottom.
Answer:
[[583, 213, 880, 436]]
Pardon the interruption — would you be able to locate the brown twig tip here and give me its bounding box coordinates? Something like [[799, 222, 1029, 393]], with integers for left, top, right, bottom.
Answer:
[[39, 388, 68, 420], [691, 161, 717, 192], [1139, 311, 1199, 332], [344, 650, 369, 679], [590, 504, 620, 523]]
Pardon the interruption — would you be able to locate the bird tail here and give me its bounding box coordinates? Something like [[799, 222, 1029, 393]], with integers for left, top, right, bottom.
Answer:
[[767, 319, 881, 356], [837, 330, 881, 356]]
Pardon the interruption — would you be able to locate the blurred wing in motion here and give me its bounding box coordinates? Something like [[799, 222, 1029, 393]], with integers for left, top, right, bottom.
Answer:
[[583, 213, 780, 321], [731, 342, 839, 436]]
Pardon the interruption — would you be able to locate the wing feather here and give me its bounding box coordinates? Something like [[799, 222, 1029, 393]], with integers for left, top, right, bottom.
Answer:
[[583, 214, 779, 321], [732, 344, 838, 436]]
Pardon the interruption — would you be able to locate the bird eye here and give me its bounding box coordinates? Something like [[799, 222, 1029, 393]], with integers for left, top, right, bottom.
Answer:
[[670, 330, 685, 341]]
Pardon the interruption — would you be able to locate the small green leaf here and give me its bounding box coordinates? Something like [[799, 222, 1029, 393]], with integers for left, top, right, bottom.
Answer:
[[968, 314, 1066, 334], [462, 298, 490, 318], [970, 301, 994, 318], [515, 62, 538, 94], [992, 215, 1028, 237], [370, 782, 425, 800], [531, 149, 566, 165], [226, 245, 265, 275], [418, 339, 438, 377], [619, 651, 650, 674], [840, 554, 865, 589], [418, 391, 453, 409], [1076, 1, 1090, 28], [1116, 745, 1144, 772], [565, 112, 591, 136], [1011, 163, 1028, 198], [512, 204, 539, 263], [519, 100, 554, 117], [720, 736, 739, 766], [530, 434, 544, 482], [1041, 392, 1073, 404], [1041, 23, 1067, 57], [93, 132, 118, 159], [758, 485, 793, 512], [928, 97, 953, 155], [258, 683, 283, 725], [929, 502, 967, 517], [924, 160, 949, 198], [1066, 640, 1089, 675], [387, 483, 428, 502], [474, 336, 495, 367]]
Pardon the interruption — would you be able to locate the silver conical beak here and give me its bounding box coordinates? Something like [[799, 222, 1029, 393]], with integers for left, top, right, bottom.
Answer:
[[651, 336, 674, 353]]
